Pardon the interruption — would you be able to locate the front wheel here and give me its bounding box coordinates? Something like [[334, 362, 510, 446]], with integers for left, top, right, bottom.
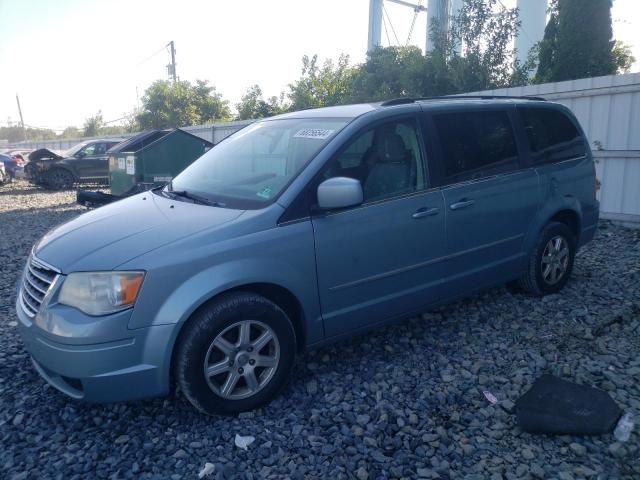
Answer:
[[174, 292, 296, 415], [46, 168, 75, 190], [518, 221, 576, 295]]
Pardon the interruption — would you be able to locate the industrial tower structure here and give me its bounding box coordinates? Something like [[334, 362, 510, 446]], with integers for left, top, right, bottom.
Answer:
[[368, 0, 548, 63]]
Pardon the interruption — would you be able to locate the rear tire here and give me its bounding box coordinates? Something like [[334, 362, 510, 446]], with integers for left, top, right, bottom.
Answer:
[[174, 292, 296, 415], [518, 222, 576, 295], [46, 168, 75, 190]]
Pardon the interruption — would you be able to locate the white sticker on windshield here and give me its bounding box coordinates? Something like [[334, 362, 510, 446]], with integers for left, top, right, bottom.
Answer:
[[293, 128, 335, 140]]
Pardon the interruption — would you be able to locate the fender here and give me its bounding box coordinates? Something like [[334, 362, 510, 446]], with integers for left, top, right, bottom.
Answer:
[[137, 257, 323, 383], [523, 194, 582, 254]]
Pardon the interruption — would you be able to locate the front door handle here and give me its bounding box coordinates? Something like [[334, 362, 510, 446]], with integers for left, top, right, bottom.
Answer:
[[412, 207, 440, 219], [449, 199, 475, 210]]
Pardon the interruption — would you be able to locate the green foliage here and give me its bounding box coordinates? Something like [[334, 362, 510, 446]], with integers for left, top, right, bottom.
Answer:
[[350, 46, 429, 101], [0, 126, 56, 143], [536, 0, 617, 82], [61, 126, 81, 138], [434, 0, 530, 92], [83, 111, 104, 137], [351, 0, 528, 99], [137, 80, 230, 129], [236, 85, 285, 120], [287, 54, 357, 111], [612, 40, 636, 74]]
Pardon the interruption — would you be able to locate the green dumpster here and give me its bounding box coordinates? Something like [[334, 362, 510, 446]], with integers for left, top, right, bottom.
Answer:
[[108, 129, 213, 196]]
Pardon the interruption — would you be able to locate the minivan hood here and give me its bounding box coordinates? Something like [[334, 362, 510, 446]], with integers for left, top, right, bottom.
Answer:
[[35, 192, 244, 272]]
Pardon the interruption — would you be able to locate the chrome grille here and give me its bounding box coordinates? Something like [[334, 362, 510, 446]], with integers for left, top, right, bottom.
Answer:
[[20, 256, 59, 317]]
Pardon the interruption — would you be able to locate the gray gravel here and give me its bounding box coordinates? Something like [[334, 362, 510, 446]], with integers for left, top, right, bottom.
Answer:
[[1, 180, 639, 480]]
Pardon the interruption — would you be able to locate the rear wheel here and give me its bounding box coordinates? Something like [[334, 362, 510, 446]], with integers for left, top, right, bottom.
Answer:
[[46, 168, 75, 190], [174, 292, 296, 415], [518, 222, 576, 295]]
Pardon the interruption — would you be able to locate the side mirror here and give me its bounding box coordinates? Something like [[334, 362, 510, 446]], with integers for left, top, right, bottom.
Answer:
[[75, 151, 86, 159], [317, 177, 363, 210]]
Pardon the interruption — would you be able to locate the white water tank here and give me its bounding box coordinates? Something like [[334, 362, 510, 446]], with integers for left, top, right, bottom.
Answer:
[[515, 0, 548, 66]]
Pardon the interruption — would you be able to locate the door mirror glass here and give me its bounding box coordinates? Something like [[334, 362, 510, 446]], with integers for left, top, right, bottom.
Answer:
[[317, 177, 363, 209]]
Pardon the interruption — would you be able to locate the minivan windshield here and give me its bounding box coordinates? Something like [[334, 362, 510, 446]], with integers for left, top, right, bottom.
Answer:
[[168, 118, 348, 209]]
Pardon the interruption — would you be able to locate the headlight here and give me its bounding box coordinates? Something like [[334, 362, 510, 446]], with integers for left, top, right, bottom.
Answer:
[[58, 271, 145, 316]]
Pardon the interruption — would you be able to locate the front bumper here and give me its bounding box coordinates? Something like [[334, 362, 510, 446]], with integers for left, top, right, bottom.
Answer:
[[16, 295, 177, 403]]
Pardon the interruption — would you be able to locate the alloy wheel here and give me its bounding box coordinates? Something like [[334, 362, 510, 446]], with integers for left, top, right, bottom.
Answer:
[[203, 320, 280, 400], [541, 235, 570, 285]]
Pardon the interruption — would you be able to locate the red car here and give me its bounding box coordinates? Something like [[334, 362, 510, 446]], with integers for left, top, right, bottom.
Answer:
[[1, 149, 33, 181]]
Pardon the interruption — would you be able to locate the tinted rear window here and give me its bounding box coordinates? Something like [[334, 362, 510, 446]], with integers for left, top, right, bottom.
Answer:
[[432, 110, 518, 183], [519, 107, 586, 163]]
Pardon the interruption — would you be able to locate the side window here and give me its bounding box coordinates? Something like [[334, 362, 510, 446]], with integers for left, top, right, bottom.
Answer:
[[432, 110, 518, 184], [324, 119, 425, 203], [519, 107, 586, 164], [79, 144, 96, 156], [93, 143, 108, 155]]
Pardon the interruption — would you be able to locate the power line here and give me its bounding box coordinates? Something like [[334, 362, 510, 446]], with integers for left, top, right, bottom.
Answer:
[[135, 44, 168, 68]]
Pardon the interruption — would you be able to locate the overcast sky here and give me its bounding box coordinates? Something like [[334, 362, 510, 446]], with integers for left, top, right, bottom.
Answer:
[[0, 0, 638, 131]]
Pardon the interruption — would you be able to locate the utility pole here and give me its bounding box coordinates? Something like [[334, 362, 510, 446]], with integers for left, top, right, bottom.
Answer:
[[167, 41, 177, 83], [15, 94, 27, 141]]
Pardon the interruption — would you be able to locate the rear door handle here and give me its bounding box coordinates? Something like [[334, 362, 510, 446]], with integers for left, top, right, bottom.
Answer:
[[412, 207, 440, 219], [449, 199, 475, 210]]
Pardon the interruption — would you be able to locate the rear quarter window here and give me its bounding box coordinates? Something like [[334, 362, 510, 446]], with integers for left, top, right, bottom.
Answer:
[[519, 107, 586, 164], [431, 109, 519, 185]]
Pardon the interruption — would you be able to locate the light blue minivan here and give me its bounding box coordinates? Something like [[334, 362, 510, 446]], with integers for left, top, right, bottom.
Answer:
[[16, 97, 599, 414]]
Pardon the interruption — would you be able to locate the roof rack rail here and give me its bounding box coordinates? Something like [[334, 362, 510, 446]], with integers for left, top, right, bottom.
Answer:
[[380, 95, 546, 106]]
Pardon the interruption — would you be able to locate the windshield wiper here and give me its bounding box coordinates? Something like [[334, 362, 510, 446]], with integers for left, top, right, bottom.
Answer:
[[164, 181, 226, 207]]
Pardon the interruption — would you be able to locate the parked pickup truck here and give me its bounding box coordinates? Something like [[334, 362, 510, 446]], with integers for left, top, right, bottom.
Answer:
[[26, 139, 124, 189]]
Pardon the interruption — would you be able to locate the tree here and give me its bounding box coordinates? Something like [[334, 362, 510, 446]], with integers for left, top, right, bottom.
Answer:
[[432, 0, 529, 93], [235, 85, 285, 120], [535, 0, 559, 83], [61, 126, 81, 138], [83, 111, 104, 137], [348, 0, 527, 103], [612, 40, 636, 74], [136, 79, 230, 129], [287, 54, 357, 110], [0, 126, 56, 142], [536, 0, 617, 82], [350, 46, 429, 102]]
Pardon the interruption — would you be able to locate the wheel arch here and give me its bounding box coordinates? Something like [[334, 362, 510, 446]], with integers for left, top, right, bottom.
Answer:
[[524, 199, 583, 254], [548, 209, 581, 240], [168, 282, 308, 388]]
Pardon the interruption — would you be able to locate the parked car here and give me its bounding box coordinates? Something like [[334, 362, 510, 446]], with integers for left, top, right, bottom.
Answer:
[[3, 149, 33, 161], [0, 151, 27, 181], [16, 97, 599, 415], [26, 139, 124, 189]]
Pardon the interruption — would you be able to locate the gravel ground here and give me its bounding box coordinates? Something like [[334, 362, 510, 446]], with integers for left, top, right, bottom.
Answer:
[[1, 180, 639, 480]]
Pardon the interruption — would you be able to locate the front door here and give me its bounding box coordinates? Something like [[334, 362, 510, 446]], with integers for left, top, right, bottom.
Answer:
[[427, 108, 542, 299], [74, 142, 110, 180], [312, 117, 447, 338]]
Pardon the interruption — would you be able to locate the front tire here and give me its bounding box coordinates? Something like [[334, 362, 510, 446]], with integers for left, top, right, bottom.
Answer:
[[174, 292, 296, 415], [46, 168, 75, 190], [518, 221, 576, 295]]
